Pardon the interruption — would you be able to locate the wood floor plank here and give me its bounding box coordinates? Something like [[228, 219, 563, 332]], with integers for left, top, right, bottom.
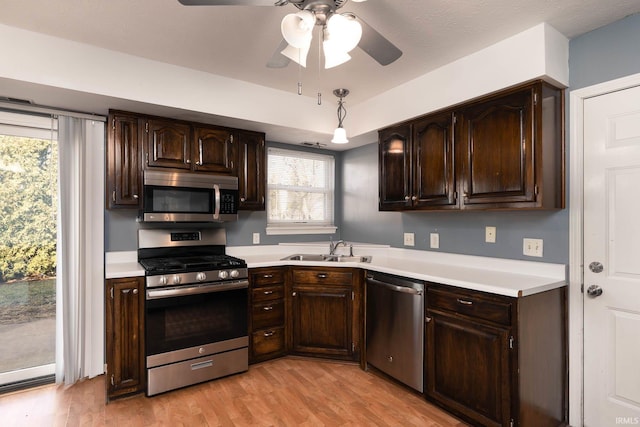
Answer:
[[1, 357, 467, 426]]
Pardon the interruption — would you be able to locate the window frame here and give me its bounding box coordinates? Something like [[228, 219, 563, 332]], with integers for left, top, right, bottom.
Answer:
[[265, 147, 337, 236]]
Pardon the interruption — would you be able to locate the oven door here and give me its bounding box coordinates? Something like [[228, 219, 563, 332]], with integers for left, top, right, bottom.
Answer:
[[145, 281, 248, 366]]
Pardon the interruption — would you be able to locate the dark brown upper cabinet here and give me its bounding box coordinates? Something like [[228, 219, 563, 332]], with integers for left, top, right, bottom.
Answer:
[[237, 130, 266, 210], [378, 80, 564, 212], [107, 112, 142, 209], [144, 118, 191, 170], [192, 125, 236, 175]]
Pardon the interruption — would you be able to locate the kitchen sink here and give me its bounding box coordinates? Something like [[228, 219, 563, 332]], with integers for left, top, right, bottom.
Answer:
[[281, 254, 372, 263]]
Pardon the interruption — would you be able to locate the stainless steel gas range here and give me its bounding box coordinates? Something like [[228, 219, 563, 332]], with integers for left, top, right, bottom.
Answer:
[[138, 228, 248, 396]]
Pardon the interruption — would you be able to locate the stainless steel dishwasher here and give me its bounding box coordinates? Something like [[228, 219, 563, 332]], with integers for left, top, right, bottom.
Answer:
[[366, 271, 425, 392]]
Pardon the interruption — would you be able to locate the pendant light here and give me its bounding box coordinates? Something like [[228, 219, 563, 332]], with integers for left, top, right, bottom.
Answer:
[[331, 88, 350, 144]]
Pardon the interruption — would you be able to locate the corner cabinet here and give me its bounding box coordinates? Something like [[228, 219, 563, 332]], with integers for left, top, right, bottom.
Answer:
[[105, 277, 145, 400], [378, 80, 564, 211], [249, 267, 286, 363], [425, 284, 566, 427], [106, 113, 142, 208], [237, 130, 266, 210], [288, 267, 362, 361]]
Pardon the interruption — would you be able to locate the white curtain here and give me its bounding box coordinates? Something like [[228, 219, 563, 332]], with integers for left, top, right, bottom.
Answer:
[[55, 116, 105, 385]]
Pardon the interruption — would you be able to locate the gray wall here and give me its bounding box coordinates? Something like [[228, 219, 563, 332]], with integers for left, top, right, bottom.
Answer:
[[105, 12, 640, 260]]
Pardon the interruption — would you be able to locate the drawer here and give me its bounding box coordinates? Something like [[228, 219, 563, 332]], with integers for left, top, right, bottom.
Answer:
[[292, 269, 353, 286], [251, 269, 285, 287], [252, 285, 284, 302], [252, 299, 285, 330], [428, 288, 512, 326], [251, 326, 285, 358]]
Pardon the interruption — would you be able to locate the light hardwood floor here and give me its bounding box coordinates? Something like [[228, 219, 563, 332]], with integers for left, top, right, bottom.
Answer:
[[1, 357, 467, 426]]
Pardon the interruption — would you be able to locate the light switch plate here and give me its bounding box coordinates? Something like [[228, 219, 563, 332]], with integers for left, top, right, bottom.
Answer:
[[252, 232, 260, 245], [485, 226, 496, 243], [430, 233, 440, 249], [523, 238, 543, 257], [404, 232, 415, 246]]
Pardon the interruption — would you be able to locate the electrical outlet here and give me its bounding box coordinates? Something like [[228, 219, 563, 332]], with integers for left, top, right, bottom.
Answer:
[[430, 233, 440, 249], [523, 238, 543, 257], [403, 232, 415, 246], [252, 232, 260, 245], [485, 226, 496, 243]]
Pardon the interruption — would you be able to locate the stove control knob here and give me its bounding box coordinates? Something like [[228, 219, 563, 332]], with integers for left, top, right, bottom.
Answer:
[[196, 272, 207, 282], [172, 275, 182, 285], [218, 270, 229, 280], [159, 275, 168, 286], [230, 269, 239, 279]]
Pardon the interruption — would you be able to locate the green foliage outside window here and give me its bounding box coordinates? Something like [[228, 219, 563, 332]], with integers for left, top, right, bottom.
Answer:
[[0, 135, 57, 282]]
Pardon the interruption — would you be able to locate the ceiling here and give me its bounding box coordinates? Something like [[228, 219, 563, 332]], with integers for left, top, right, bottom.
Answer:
[[0, 0, 639, 150]]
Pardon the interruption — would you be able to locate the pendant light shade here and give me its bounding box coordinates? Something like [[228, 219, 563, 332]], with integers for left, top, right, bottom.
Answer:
[[281, 11, 315, 48], [281, 42, 311, 67], [331, 127, 348, 144], [325, 13, 362, 53]]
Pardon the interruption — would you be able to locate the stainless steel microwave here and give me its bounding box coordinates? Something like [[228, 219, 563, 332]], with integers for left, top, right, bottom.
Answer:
[[141, 170, 238, 223]]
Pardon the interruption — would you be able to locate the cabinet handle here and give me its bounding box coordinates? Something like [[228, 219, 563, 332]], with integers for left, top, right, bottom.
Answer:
[[263, 290, 274, 295], [195, 161, 201, 166], [411, 196, 417, 201], [263, 274, 274, 279], [240, 197, 246, 202], [263, 305, 274, 311], [112, 191, 116, 202], [404, 196, 410, 201], [457, 298, 473, 306], [263, 330, 275, 337], [133, 194, 138, 199], [317, 274, 328, 279], [292, 292, 297, 297], [133, 289, 138, 295], [186, 159, 191, 164], [425, 316, 432, 323]]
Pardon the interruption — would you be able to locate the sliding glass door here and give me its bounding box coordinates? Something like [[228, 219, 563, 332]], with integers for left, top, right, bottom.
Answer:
[[0, 110, 58, 388]]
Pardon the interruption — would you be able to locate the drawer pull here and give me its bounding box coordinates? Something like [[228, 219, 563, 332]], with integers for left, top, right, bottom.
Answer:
[[263, 305, 274, 311], [457, 298, 473, 306], [317, 273, 328, 279], [263, 290, 274, 295], [263, 330, 275, 337], [263, 274, 274, 279]]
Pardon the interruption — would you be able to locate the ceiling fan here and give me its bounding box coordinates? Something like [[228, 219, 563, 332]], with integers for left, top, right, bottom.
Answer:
[[177, 0, 402, 69]]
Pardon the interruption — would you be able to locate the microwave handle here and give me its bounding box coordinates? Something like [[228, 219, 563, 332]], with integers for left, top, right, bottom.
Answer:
[[213, 184, 221, 220]]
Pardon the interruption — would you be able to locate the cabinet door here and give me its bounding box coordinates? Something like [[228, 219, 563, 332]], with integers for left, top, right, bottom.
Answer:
[[412, 111, 457, 209], [237, 130, 265, 210], [105, 277, 145, 400], [192, 125, 236, 174], [379, 124, 412, 210], [145, 119, 191, 170], [290, 284, 353, 359], [106, 113, 142, 208], [458, 87, 535, 208], [426, 310, 511, 427]]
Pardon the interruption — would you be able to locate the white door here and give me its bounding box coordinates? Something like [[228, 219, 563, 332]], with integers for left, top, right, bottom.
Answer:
[[583, 84, 640, 426]]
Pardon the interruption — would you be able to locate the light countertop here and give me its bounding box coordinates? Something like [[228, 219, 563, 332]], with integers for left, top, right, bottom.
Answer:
[[106, 243, 566, 298]]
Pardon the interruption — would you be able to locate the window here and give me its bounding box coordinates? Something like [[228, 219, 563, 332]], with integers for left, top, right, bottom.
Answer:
[[266, 147, 336, 235]]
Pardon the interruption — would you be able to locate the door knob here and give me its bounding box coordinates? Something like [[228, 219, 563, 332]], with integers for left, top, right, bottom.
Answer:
[[586, 285, 603, 298], [589, 262, 604, 273]]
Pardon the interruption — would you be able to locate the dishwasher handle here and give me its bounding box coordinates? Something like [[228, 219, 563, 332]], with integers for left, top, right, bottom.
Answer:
[[367, 276, 423, 295]]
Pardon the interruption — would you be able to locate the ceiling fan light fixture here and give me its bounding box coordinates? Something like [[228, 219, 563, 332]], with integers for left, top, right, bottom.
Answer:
[[325, 13, 362, 53], [281, 10, 315, 48], [323, 42, 351, 68]]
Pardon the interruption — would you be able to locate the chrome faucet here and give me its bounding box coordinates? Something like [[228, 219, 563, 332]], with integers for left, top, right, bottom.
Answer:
[[329, 239, 347, 255]]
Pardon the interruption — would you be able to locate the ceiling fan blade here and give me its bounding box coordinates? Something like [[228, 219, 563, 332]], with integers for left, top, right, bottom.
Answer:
[[178, 0, 280, 5], [266, 39, 291, 68], [349, 14, 402, 66]]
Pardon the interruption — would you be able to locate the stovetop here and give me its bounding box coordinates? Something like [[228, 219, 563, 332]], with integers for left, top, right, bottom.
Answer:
[[139, 254, 246, 275]]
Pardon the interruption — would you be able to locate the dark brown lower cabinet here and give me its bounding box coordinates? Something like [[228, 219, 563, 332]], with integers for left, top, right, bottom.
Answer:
[[105, 277, 145, 400], [289, 268, 361, 361], [425, 284, 567, 427], [249, 267, 287, 363]]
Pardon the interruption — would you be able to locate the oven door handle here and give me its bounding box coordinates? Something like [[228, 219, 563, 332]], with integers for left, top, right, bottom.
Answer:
[[146, 280, 248, 300]]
